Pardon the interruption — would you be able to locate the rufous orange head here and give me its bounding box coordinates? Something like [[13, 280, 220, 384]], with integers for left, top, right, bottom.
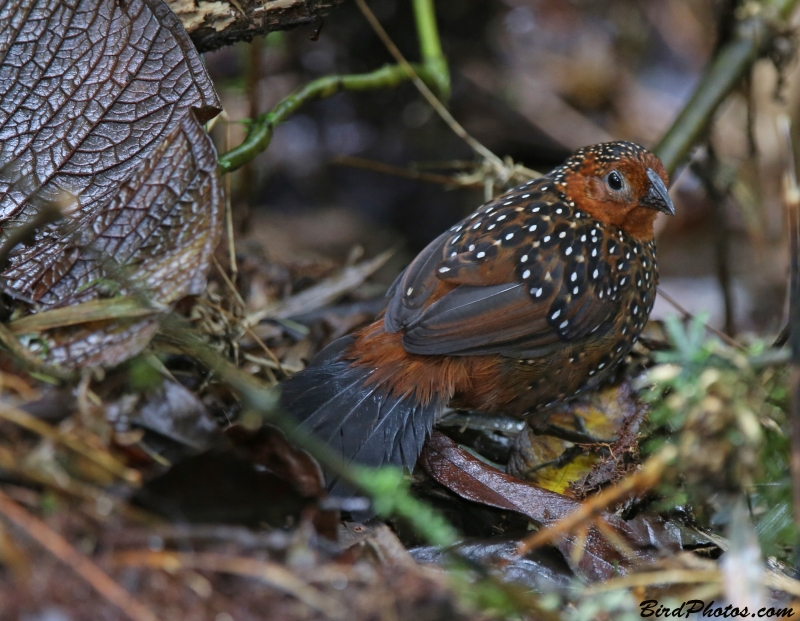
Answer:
[[550, 141, 674, 240]]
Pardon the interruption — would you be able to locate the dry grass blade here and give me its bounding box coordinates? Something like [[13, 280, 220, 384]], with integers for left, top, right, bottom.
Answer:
[[8, 297, 164, 335], [0, 404, 140, 484], [0, 488, 161, 621], [764, 570, 800, 599], [587, 569, 722, 593], [115, 550, 348, 619], [517, 445, 677, 555], [245, 248, 396, 327], [588, 567, 800, 600]]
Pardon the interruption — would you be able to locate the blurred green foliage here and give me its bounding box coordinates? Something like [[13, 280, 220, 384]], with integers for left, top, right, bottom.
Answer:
[[639, 315, 793, 558]]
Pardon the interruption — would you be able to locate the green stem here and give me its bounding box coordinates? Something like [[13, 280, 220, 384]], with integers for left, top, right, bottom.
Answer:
[[218, 63, 438, 174], [163, 316, 458, 546], [655, 0, 800, 176], [412, 0, 450, 101]]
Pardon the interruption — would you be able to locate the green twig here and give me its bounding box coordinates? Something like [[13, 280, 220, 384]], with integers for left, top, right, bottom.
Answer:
[[655, 0, 800, 176], [218, 64, 440, 174], [412, 0, 450, 101], [162, 316, 552, 616], [160, 315, 459, 546]]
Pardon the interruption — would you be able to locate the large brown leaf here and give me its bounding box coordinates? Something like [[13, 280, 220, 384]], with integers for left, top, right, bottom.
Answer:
[[17, 111, 223, 367], [0, 0, 223, 366], [420, 432, 713, 581]]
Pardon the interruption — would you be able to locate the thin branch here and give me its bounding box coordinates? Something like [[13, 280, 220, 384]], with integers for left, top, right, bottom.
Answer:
[[657, 287, 747, 351], [331, 155, 484, 188], [218, 63, 441, 174], [0, 488, 161, 621], [353, 0, 506, 176], [412, 0, 450, 100], [690, 145, 737, 336], [779, 115, 800, 533]]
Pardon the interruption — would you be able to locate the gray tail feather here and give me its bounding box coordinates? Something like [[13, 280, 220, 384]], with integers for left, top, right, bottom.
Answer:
[[280, 336, 440, 496]]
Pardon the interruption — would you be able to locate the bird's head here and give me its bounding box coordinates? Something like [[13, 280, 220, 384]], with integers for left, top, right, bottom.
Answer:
[[550, 141, 674, 240]]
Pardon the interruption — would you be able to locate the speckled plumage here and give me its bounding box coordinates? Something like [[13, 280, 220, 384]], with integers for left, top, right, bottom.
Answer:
[[281, 141, 673, 491]]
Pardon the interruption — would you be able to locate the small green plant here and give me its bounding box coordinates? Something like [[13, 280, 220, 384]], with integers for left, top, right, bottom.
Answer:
[[638, 315, 792, 556]]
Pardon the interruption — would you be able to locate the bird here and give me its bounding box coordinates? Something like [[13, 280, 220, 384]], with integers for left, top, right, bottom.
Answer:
[[280, 141, 674, 495]]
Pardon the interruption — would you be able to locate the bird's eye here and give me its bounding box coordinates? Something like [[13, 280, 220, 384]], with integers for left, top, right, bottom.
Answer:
[[606, 171, 624, 191]]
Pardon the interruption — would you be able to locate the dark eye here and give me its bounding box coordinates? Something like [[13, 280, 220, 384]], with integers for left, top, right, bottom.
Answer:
[[607, 171, 623, 191]]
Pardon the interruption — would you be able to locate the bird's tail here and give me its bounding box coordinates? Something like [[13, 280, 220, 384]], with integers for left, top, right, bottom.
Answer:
[[279, 335, 441, 497]]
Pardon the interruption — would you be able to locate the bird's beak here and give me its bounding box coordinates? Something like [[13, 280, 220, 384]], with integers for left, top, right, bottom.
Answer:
[[642, 168, 675, 216]]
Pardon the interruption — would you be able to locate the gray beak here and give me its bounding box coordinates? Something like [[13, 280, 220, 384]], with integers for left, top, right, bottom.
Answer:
[[642, 168, 675, 216]]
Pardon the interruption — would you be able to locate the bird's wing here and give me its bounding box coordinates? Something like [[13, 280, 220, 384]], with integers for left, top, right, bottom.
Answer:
[[385, 180, 622, 358], [384, 230, 452, 333]]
